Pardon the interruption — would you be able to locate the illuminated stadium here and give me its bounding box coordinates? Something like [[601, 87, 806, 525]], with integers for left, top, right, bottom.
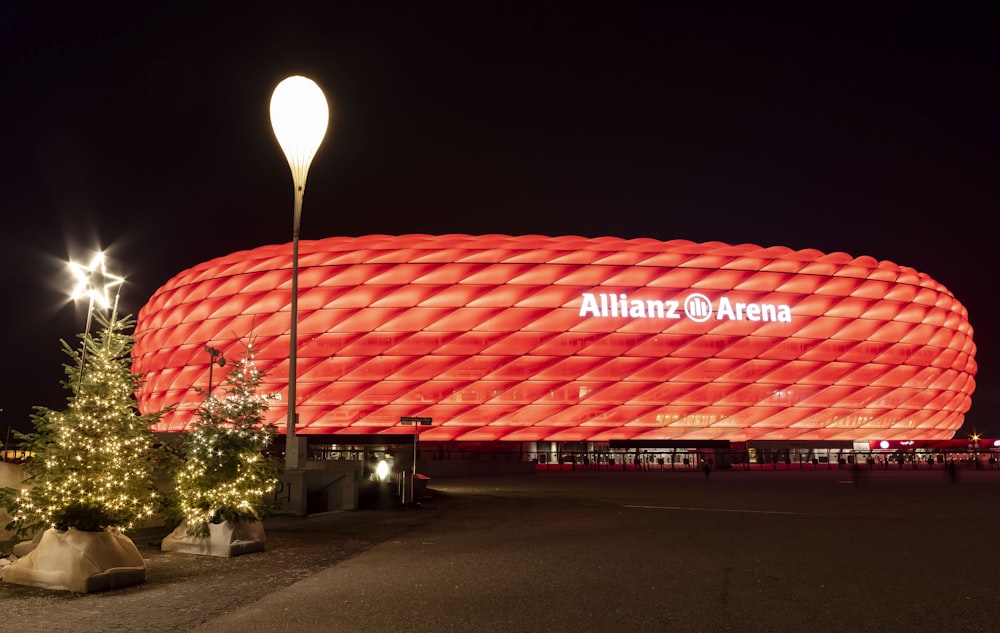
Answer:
[[132, 234, 976, 448]]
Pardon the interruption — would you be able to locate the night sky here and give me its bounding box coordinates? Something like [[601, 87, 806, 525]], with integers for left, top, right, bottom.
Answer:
[[1, 3, 996, 438]]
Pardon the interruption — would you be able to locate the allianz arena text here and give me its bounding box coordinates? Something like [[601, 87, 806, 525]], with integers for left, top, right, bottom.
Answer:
[[132, 235, 976, 442]]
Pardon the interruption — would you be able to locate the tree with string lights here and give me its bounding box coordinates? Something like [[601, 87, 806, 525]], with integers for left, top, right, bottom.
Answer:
[[2, 311, 164, 539], [170, 342, 278, 538]]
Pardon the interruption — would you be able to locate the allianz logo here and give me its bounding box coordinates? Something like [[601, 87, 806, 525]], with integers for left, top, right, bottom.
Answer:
[[578, 292, 793, 323]]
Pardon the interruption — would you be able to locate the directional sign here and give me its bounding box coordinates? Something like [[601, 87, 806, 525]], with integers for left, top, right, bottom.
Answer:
[[400, 416, 433, 425]]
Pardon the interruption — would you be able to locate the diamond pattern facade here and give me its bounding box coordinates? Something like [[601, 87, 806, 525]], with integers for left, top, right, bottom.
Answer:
[[133, 235, 976, 442]]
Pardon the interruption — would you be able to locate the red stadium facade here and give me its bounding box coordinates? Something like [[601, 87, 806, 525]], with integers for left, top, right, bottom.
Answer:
[[132, 235, 976, 443]]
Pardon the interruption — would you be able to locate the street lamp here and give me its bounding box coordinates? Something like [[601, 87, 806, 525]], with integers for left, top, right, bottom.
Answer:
[[203, 345, 226, 398], [269, 75, 330, 470]]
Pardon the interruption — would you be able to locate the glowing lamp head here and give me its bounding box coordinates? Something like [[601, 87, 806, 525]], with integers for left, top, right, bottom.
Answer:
[[375, 459, 390, 482], [269, 75, 330, 191]]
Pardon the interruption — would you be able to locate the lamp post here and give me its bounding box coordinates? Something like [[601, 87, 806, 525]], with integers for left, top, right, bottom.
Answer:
[[203, 345, 226, 398], [270, 75, 330, 470]]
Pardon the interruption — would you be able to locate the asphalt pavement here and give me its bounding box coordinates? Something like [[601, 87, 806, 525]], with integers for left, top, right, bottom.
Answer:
[[4, 468, 999, 633]]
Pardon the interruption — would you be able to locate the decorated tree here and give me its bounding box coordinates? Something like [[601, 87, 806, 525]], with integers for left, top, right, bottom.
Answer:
[[172, 343, 278, 537], [2, 312, 164, 539]]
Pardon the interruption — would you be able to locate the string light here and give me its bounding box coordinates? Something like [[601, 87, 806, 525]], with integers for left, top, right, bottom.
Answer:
[[174, 343, 278, 537], [8, 312, 163, 536]]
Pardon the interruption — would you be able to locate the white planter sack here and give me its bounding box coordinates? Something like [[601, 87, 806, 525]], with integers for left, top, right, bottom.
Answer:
[[1, 527, 145, 593], [161, 519, 266, 557]]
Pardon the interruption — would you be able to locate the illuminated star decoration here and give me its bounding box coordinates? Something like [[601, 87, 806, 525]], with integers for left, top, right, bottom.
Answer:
[[69, 251, 124, 309]]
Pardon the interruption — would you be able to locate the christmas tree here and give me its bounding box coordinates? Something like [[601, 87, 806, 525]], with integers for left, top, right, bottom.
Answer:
[[172, 343, 278, 537], [2, 311, 164, 539]]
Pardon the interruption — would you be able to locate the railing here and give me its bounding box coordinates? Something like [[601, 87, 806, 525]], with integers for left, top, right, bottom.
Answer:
[[290, 444, 1000, 473], [528, 450, 1000, 472]]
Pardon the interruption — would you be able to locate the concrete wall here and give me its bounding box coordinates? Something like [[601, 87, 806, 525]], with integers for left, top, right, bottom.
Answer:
[[0, 461, 24, 490], [0, 461, 27, 551], [271, 460, 362, 516]]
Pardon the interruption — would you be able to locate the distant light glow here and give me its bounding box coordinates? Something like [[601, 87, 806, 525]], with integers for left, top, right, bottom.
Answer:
[[375, 460, 390, 481], [69, 251, 124, 309]]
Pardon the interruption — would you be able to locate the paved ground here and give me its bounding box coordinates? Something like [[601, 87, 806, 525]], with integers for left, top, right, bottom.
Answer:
[[3, 468, 999, 632]]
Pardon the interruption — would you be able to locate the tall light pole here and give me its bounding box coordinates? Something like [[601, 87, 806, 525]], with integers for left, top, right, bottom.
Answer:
[[269, 75, 330, 470]]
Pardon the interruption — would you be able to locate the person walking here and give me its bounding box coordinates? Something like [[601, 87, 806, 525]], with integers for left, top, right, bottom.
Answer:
[[947, 459, 959, 483]]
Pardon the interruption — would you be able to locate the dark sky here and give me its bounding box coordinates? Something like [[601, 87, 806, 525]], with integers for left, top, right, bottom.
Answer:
[[1, 3, 997, 438]]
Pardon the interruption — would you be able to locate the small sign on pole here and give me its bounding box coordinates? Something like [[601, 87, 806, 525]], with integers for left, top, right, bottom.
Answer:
[[400, 416, 433, 425]]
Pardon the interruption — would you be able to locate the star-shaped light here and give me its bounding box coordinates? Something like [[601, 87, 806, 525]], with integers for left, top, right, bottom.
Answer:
[[69, 251, 124, 309]]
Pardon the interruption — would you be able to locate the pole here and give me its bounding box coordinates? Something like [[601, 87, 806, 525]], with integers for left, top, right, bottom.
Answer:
[[399, 416, 431, 506], [110, 282, 121, 325], [76, 295, 96, 393], [286, 186, 303, 470], [412, 428, 418, 505]]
